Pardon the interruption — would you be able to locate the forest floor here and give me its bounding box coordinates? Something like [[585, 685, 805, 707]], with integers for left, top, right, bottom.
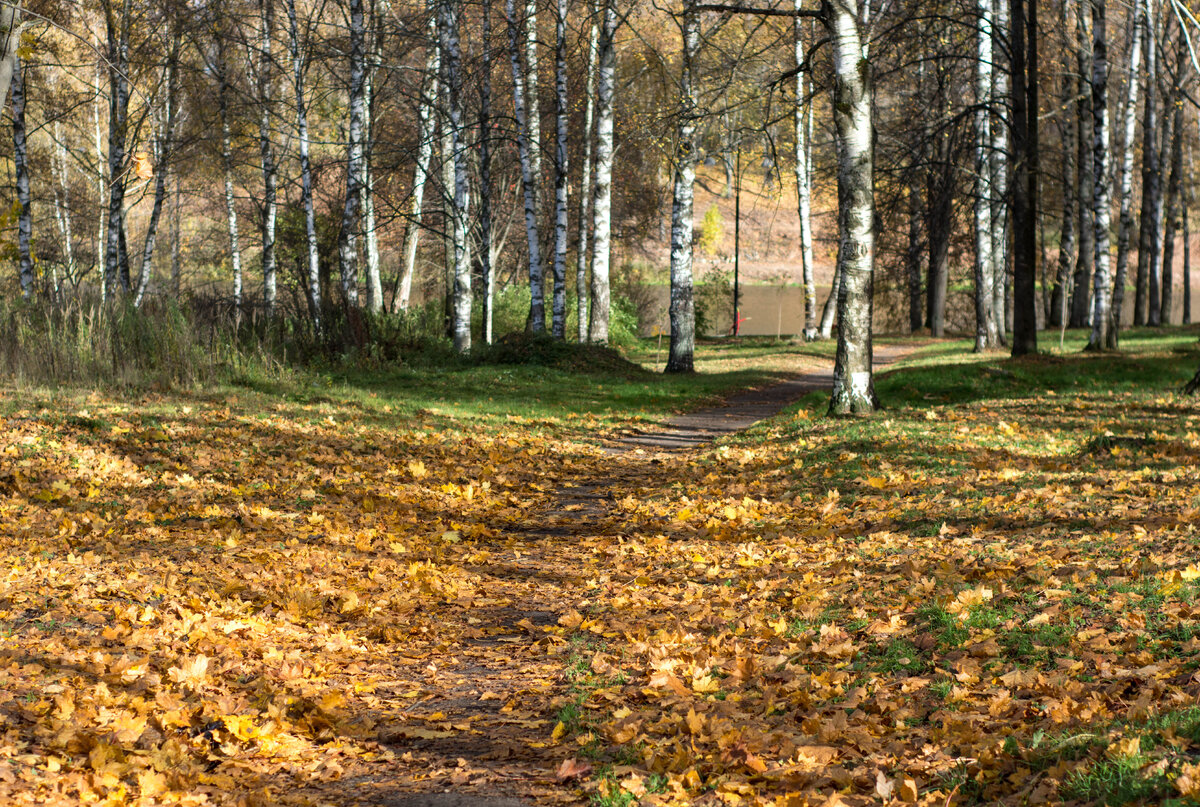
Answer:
[[3, 330, 1200, 807]]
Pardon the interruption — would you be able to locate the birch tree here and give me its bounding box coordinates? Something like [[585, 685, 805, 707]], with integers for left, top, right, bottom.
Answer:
[[103, 0, 133, 296], [285, 0, 322, 332], [361, 0, 385, 313], [666, 0, 699, 373], [337, 0, 367, 312], [439, 0, 471, 351], [50, 118, 75, 290], [550, 0, 569, 338], [589, 0, 616, 343], [0, 4, 20, 112], [525, 0, 542, 232], [794, 2, 816, 340], [989, 0, 1009, 339], [973, 0, 999, 350], [135, 27, 182, 308], [695, 0, 878, 411], [575, 12, 597, 342], [508, 0, 545, 331], [13, 54, 32, 299], [480, 0, 495, 343], [258, 0, 279, 315], [1135, 0, 1160, 326], [826, 0, 877, 413], [1087, 0, 1113, 349], [397, 2, 439, 311], [1110, 0, 1145, 343], [1049, 0, 1077, 330], [214, 26, 243, 310], [1070, 0, 1094, 329]]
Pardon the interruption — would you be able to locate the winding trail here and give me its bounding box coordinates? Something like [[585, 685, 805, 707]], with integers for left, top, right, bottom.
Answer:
[[309, 344, 919, 806]]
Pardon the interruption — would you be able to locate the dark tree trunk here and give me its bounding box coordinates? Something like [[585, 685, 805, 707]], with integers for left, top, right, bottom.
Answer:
[[1010, 0, 1039, 357]]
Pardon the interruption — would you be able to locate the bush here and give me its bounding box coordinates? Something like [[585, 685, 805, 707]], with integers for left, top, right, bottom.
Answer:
[[695, 268, 733, 336], [698, 205, 724, 256]]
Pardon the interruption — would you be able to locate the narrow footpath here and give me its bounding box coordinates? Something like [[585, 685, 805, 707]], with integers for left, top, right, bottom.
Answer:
[[303, 346, 917, 807]]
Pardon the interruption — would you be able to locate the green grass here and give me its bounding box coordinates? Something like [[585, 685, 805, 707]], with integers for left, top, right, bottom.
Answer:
[[2, 335, 798, 440]]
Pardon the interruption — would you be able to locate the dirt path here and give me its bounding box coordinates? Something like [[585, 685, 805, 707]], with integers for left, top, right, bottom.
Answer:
[[318, 345, 920, 806], [618, 343, 917, 450]]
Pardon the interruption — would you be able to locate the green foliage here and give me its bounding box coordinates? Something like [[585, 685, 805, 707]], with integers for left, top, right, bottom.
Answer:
[[695, 268, 732, 337], [698, 205, 724, 256]]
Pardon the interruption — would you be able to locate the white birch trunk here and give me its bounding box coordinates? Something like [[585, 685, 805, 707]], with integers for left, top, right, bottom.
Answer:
[[1070, 0, 1094, 328], [286, 0, 322, 332], [135, 31, 180, 308], [795, 1, 817, 339], [507, 0, 545, 331], [171, 172, 181, 296], [525, 0, 542, 228], [361, 0, 385, 312], [93, 56, 106, 301], [338, 0, 366, 312], [1110, 0, 1144, 342], [666, 0, 698, 373], [989, 0, 1009, 339], [575, 14, 597, 342], [974, 0, 998, 350], [828, 0, 877, 414], [13, 55, 33, 299], [105, 0, 132, 296], [51, 120, 74, 290], [550, 0, 569, 338], [438, 0, 471, 351], [588, 0, 616, 344], [1087, 0, 1113, 349], [480, 0, 495, 344], [0, 5, 21, 114], [216, 40, 243, 310], [397, 2, 439, 311], [362, 65, 381, 311], [1050, 0, 1077, 329], [259, 0, 279, 315]]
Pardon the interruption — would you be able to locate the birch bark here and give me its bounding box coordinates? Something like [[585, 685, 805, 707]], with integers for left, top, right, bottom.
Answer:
[[667, 0, 699, 373], [216, 35, 243, 310], [588, 0, 616, 343], [1110, 0, 1144, 343], [1135, 0, 1159, 326], [1050, 0, 1077, 330], [104, 0, 132, 296], [794, 0, 817, 339], [439, 0, 471, 351], [973, 0, 999, 350], [397, 2, 439, 311], [258, 0, 279, 315], [827, 0, 878, 414], [337, 0, 366, 312], [285, 0, 322, 333], [13, 55, 33, 299], [1088, 0, 1114, 349], [135, 30, 181, 308], [480, 0, 495, 344], [550, 0, 569, 338], [576, 14, 597, 341], [509, 0, 545, 331]]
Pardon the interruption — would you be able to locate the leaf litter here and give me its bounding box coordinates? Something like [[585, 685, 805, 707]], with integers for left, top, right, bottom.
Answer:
[[1, 364, 1199, 806]]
